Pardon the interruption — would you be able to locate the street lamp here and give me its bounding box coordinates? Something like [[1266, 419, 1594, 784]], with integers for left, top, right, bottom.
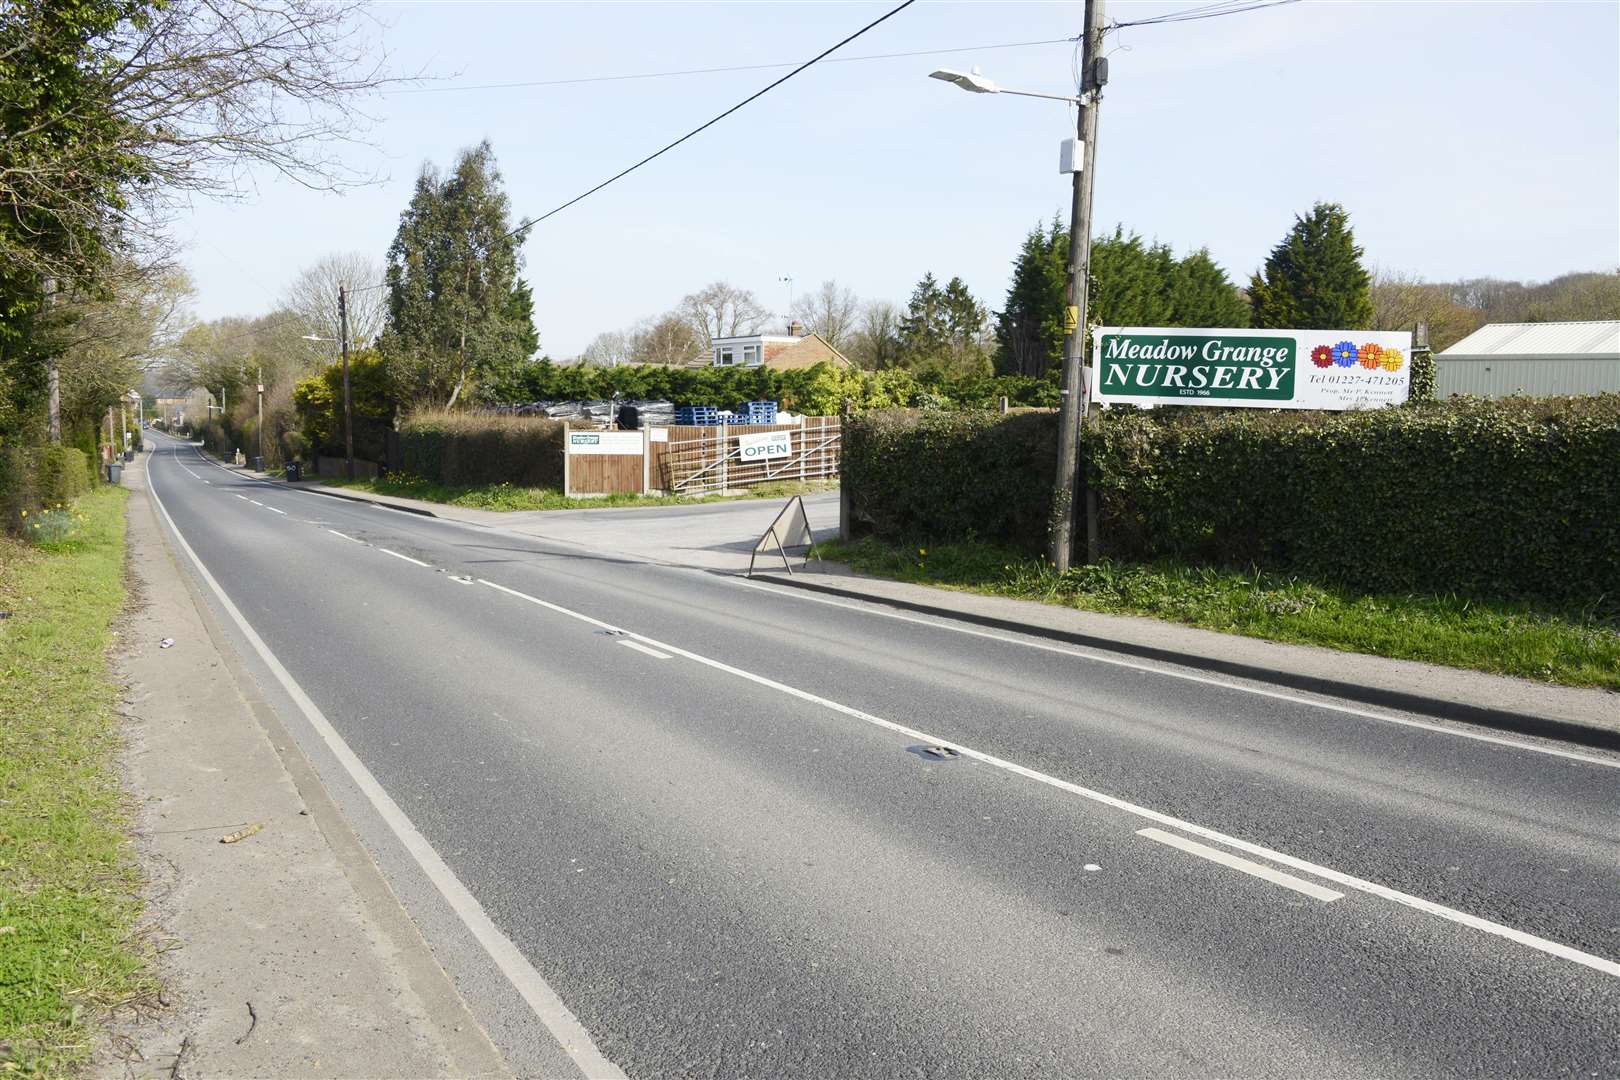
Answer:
[[928, 67, 1082, 104], [928, 4, 1107, 571]]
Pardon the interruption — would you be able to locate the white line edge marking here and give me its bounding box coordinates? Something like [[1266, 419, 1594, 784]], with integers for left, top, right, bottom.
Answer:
[[617, 639, 673, 660], [146, 455, 625, 1078], [1137, 828, 1343, 903], [378, 547, 432, 568], [723, 576, 1620, 771], [326, 528, 366, 545], [477, 576, 1620, 980]]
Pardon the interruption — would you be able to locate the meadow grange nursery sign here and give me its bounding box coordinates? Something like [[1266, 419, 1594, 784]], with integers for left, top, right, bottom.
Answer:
[[1091, 327, 1412, 410]]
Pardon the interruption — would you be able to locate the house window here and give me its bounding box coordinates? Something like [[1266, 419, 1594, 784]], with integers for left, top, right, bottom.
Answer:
[[715, 347, 735, 366], [743, 344, 761, 365]]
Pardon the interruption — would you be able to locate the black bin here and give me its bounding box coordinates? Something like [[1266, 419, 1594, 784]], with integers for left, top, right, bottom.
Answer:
[[285, 461, 302, 482]]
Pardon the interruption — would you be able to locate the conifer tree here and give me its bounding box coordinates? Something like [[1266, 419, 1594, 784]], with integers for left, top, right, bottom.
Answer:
[[1249, 202, 1374, 329], [1169, 249, 1249, 327], [380, 141, 538, 408], [993, 218, 1067, 378]]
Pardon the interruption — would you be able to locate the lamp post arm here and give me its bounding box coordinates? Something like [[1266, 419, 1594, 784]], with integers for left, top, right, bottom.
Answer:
[[997, 87, 1085, 104]]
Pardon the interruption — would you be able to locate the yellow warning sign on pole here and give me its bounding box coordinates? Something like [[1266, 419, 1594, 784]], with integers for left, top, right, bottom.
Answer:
[[1064, 305, 1080, 333]]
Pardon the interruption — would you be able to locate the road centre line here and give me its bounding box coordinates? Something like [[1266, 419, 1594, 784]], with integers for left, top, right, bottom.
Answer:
[[378, 547, 432, 568], [159, 432, 1612, 773], [145, 448, 626, 1079], [1137, 828, 1343, 903], [618, 639, 673, 660], [477, 576, 1620, 980], [234, 493, 250, 501], [249, 499, 265, 507], [723, 576, 1620, 772], [326, 528, 367, 545], [264, 505, 287, 515]]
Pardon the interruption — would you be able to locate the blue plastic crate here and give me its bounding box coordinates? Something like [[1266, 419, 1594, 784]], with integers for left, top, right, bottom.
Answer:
[[675, 405, 719, 425]]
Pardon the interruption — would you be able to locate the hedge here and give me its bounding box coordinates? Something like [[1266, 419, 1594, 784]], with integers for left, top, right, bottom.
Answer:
[[0, 445, 91, 536], [398, 411, 565, 489], [843, 396, 1620, 607]]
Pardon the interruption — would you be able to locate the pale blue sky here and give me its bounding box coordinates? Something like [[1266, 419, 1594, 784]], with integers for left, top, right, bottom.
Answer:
[[179, 0, 1620, 357]]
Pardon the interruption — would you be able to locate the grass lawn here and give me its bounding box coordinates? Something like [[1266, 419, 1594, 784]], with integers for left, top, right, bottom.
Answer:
[[820, 538, 1620, 691], [319, 474, 835, 512], [0, 487, 151, 1075]]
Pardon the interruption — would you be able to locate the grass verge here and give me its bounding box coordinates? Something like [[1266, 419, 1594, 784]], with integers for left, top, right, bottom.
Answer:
[[318, 474, 835, 512], [820, 538, 1620, 691], [0, 487, 151, 1076]]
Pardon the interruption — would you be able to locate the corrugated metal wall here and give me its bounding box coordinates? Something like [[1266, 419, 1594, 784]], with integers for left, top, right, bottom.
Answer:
[[1436, 359, 1620, 397]]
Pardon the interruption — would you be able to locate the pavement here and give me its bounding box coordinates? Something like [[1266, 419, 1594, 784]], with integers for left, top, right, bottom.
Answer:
[[285, 465, 1617, 749], [126, 431, 1620, 1077], [103, 448, 510, 1079]]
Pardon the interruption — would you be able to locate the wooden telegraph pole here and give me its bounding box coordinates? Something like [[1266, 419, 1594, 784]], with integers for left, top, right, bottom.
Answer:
[[1050, 0, 1107, 571]]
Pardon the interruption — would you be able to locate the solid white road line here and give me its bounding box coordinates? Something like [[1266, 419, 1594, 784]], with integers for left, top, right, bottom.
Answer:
[[617, 639, 673, 660], [378, 547, 432, 568], [724, 576, 1620, 772], [326, 528, 366, 545], [477, 576, 1620, 980], [1137, 828, 1344, 903], [147, 454, 625, 1079]]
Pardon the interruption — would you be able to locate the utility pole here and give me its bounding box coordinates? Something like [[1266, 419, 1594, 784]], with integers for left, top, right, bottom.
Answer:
[[256, 366, 264, 469], [45, 278, 60, 445], [1050, 0, 1106, 572], [339, 284, 355, 481]]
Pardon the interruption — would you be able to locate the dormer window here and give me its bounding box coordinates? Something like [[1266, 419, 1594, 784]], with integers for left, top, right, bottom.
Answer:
[[715, 346, 736, 366]]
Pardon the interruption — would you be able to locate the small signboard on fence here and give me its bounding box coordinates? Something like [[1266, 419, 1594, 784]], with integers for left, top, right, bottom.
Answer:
[[1091, 326, 1412, 410], [737, 429, 793, 462], [567, 431, 643, 455]]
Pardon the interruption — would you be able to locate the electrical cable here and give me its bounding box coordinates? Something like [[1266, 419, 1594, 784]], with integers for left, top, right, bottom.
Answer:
[[392, 35, 1077, 96], [499, 0, 920, 244], [180, 0, 925, 348], [1109, 0, 1301, 31]]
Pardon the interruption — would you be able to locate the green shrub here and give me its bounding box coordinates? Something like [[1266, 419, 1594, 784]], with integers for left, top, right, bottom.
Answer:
[[843, 395, 1620, 608], [0, 446, 37, 535], [398, 410, 565, 488], [843, 409, 1057, 548], [36, 447, 89, 507]]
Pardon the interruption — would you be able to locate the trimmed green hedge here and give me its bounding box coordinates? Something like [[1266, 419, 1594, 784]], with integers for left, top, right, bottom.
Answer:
[[0, 446, 91, 536], [843, 396, 1620, 607], [398, 411, 565, 489]]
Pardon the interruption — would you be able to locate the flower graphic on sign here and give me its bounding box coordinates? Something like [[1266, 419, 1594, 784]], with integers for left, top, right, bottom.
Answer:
[[1357, 343, 1383, 369], [1332, 341, 1357, 368], [1310, 345, 1333, 368], [1380, 346, 1405, 372]]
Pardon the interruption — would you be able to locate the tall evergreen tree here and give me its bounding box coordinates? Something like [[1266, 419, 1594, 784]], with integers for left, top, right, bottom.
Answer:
[[1248, 202, 1373, 329], [1089, 229, 1174, 328], [940, 276, 991, 375], [380, 141, 537, 408], [896, 272, 947, 365], [1169, 249, 1249, 327], [993, 218, 1067, 378]]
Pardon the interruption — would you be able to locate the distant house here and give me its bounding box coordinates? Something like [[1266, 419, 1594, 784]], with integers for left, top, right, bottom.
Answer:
[[703, 320, 852, 371], [1436, 321, 1620, 397]]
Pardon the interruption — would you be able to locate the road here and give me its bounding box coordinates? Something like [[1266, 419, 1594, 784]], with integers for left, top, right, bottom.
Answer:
[[143, 432, 1620, 1078]]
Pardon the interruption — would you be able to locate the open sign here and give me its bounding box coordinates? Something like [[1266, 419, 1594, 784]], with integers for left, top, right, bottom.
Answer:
[[737, 430, 792, 461]]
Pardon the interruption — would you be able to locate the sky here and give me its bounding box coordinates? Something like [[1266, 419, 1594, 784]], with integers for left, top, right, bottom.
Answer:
[[177, 0, 1620, 358]]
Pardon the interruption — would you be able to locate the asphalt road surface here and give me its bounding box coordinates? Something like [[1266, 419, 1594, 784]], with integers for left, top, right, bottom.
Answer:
[[144, 433, 1620, 1078]]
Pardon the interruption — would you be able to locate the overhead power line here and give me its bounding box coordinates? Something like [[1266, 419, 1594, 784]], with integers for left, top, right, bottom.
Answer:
[[390, 36, 1076, 96], [500, 0, 920, 244], [1109, 0, 1301, 31]]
